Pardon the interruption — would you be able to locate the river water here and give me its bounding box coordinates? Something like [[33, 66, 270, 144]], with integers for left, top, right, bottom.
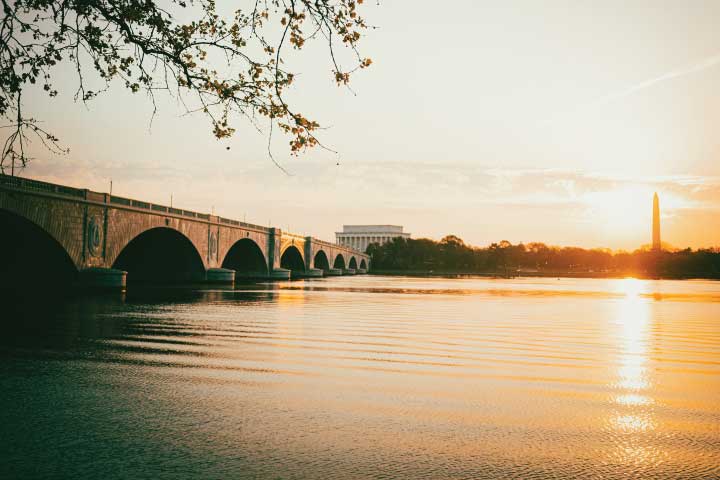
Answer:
[[1, 276, 719, 479]]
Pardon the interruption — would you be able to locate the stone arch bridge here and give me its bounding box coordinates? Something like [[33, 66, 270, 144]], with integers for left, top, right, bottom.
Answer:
[[0, 175, 369, 289]]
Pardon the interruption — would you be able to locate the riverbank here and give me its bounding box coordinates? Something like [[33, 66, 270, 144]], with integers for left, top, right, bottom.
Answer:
[[368, 269, 720, 280]]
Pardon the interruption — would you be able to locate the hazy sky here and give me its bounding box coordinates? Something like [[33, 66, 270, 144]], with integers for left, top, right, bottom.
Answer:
[[22, 1, 720, 250]]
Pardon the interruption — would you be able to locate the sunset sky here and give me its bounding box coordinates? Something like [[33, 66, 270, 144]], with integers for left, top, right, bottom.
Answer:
[[23, 0, 720, 250]]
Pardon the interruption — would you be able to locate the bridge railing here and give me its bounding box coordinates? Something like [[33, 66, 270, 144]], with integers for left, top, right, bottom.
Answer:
[[0, 174, 86, 198], [219, 217, 272, 232], [312, 238, 336, 249], [110, 195, 131, 206], [110, 196, 199, 219], [306, 236, 368, 257], [106, 194, 271, 232], [0, 174, 305, 237], [220, 217, 240, 226], [283, 232, 307, 242]]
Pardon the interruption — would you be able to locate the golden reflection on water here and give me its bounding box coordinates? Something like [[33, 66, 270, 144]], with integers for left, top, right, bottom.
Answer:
[[615, 393, 653, 407], [272, 289, 307, 358], [611, 278, 657, 463], [615, 278, 651, 393]]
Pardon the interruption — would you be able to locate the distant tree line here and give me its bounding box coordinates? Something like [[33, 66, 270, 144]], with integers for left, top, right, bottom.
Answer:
[[366, 236, 720, 279]]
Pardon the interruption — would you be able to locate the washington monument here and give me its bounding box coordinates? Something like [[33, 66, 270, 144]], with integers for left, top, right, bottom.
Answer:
[[652, 192, 661, 251]]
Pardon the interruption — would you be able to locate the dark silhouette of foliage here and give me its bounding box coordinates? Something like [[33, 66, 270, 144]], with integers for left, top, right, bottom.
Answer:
[[0, 0, 372, 172], [367, 237, 720, 279]]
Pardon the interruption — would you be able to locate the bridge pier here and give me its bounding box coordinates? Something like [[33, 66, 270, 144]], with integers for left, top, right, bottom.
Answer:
[[343, 268, 357, 275], [79, 267, 127, 291], [206, 268, 235, 284], [324, 268, 343, 276], [270, 268, 292, 280], [235, 271, 271, 281], [301, 268, 324, 278]]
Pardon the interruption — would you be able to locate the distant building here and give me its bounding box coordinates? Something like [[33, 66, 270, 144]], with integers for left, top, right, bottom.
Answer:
[[336, 225, 411, 252], [652, 192, 661, 251]]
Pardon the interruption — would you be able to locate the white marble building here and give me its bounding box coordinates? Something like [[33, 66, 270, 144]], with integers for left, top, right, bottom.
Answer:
[[335, 225, 411, 253]]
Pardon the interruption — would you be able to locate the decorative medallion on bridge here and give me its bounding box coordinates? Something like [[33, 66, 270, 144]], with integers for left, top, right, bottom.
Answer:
[[86, 216, 103, 257], [208, 231, 218, 261]]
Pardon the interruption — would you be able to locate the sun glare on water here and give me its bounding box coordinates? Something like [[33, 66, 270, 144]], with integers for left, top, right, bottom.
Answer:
[[619, 277, 644, 297]]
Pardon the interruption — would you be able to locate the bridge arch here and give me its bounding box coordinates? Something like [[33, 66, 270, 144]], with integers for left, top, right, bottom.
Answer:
[[0, 208, 78, 288], [222, 238, 268, 278], [349, 257, 358, 269], [333, 253, 346, 270], [360, 259, 367, 270], [281, 245, 305, 276], [313, 250, 330, 271], [112, 227, 205, 284]]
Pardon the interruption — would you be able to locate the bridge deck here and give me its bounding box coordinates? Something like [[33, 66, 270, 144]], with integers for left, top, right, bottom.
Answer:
[[0, 173, 365, 258]]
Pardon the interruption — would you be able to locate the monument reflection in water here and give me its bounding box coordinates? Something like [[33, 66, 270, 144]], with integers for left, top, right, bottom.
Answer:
[[1, 276, 719, 479]]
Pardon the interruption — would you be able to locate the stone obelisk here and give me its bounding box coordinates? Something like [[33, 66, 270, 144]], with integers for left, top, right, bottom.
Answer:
[[652, 192, 661, 251]]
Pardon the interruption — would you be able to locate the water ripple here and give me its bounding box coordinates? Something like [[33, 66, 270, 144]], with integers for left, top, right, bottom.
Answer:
[[1, 276, 718, 479]]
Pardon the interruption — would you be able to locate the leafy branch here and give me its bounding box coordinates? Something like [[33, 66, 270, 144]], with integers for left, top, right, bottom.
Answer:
[[0, 0, 373, 173]]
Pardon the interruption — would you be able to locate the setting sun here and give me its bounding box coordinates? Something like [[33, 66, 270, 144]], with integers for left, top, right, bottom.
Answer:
[[617, 277, 645, 297], [581, 187, 694, 248], [585, 187, 653, 231]]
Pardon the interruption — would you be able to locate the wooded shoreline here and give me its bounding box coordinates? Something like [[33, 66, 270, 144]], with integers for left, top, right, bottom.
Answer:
[[369, 269, 720, 280], [366, 236, 720, 281]]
